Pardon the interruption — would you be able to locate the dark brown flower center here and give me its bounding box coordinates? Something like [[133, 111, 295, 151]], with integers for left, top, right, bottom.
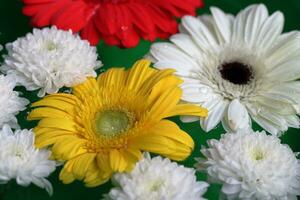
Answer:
[[219, 62, 253, 85]]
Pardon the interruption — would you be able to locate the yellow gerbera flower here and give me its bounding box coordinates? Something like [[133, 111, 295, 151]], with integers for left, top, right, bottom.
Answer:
[[28, 59, 207, 187]]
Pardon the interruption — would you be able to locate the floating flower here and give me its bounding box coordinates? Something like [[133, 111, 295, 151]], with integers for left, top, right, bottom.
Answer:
[[0, 75, 29, 129], [27, 59, 208, 187], [22, 0, 203, 48], [196, 130, 300, 200], [148, 4, 300, 136], [0, 125, 56, 195], [104, 153, 208, 200], [1, 27, 101, 97]]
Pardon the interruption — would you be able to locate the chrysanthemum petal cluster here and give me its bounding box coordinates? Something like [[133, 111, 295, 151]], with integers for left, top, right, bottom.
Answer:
[[0, 125, 56, 195], [27, 59, 207, 187], [104, 153, 208, 200], [149, 4, 300, 136], [1, 26, 101, 97], [196, 130, 300, 200], [0, 75, 29, 128], [22, 0, 203, 47]]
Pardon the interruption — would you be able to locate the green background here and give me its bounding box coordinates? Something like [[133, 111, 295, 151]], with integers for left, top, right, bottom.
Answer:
[[0, 0, 300, 199]]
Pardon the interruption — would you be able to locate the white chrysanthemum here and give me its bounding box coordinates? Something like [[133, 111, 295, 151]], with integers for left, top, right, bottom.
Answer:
[[0, 125, 56, 195], [104, 153, 208, 200], [0, 75, 29, 128], [196, 130, 300, 200], [1, 26, 101, 97], [148, 4, 300, 136]]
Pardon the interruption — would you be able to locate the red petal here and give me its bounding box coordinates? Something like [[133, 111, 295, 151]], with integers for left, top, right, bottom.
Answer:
[[94, 4, 118, 35], [118, 27, 140, 48], [30, 0, 71, 27], [81, 20, 101, 46], [22, 0, 53, 4], [50, 1, 89, 32], [127, 3, 156, 40], [102, 34, 121, 47]]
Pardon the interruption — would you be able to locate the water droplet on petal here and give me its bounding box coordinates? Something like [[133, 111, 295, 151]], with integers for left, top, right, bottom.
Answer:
[[121, 26, 128, 31]]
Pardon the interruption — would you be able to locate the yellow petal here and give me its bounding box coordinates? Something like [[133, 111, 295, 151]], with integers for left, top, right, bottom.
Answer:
[[166, 104, 208, 118], [109, 149, 127, 172], [121, 149, 142, 172], [84, 161, 111, 187], [147, 87, 181, 120], [35, 130, 74, 148], [126, 59, 155, 91], [150, 120, 194, 149], [72, 78, 99, 100], [43, 94, 78, 105], [148, 75, 183, 102], [51, 136, 86, 160], [31, 98, 75, 115], [139, 68, 175, 96], [97, 68, 127, 88], [28, 107, 72, 120], [96, 153, 111, 173], [59, 166, 76, 184], [71, 153, 96, 180], [130, 133, 193, 161], [37, 118, 78, 132], [35, 135, 72, 148]]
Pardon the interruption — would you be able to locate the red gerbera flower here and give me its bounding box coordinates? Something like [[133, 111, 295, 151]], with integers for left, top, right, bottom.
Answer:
[[22, 0, 203, 48]]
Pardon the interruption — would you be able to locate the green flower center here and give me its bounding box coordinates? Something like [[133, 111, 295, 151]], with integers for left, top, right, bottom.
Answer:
[[95, 110, 131, 137], [252, 150, 265, 161]]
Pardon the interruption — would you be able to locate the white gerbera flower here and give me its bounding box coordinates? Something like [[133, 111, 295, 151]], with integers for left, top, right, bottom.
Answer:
[[148, 4, 300, 136], [196, 130, 300, 200], [1, 26, 101, 97], [104, 153, 208, 200], [0, 125, 56, 195], [0, 75, 29, 128]]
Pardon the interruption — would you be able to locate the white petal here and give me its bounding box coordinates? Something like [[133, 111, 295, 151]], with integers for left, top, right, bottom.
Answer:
[[227, 99, 250, 131], [170, 34, 204, 58], [201, 99, 228, 132], [253, 95, 297, 115], [243, 4, 269, 49], [231, 4, 258, 43], [181, 16, 219, 52], [181, 82, 213, 103], [266, 60, 300, 81], [247, 104, 286, 136], [284, 115, 300, 128], [180, 116, 199, 123], [210, 7, 233, 43], [266, 31, 300, 69], [154, 61, 197, 77], [222, 183, 241, 195], [255, 11, 284, 52], [150, 43, 199, 74]]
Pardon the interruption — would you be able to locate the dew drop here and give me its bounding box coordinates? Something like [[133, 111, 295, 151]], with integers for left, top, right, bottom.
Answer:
[[121, 26, 128, 31]]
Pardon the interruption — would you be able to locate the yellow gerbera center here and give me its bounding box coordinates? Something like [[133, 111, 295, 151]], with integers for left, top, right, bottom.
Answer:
[[95, 110, 132, 137]]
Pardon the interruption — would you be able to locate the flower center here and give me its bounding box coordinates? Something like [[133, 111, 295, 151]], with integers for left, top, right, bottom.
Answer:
[[219, 61, 253, 85], [46, 41, 57, 51], [252, 150, 265, 161], [94, 110, 132, 137], [149, 179, 164, 192]]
